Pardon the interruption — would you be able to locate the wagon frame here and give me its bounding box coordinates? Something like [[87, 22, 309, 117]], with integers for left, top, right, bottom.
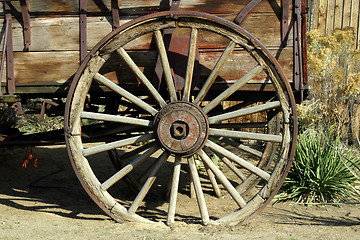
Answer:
[[0, 0, 308, 226]]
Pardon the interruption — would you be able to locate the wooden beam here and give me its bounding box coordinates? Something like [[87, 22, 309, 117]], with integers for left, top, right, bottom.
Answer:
[[326, 0, 335, 35], [334, 0, 344, 29], [342, 0, 351, 27], [350, 0, 359, 30], [312, 0, 320, 30], [0, 0, 281, 15], [318, 0, 328, 35]]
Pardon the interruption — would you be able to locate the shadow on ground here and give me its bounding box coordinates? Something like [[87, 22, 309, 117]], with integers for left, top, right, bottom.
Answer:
[[0, 145, 107, 221], [1, 145, 359, 228], [261, 204, 360, 227]]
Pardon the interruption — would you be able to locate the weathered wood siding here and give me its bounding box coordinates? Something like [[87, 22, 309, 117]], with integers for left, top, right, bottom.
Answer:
[[307, 0, 360, 49], [0, 0, 294, 94], [0, 0, 282, 16]]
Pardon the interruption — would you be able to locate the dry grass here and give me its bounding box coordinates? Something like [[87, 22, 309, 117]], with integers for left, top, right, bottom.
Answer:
[[299, 28, 360, 144]]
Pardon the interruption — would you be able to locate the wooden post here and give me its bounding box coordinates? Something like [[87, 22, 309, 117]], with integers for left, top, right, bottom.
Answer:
[[79, 0, 87, 63]]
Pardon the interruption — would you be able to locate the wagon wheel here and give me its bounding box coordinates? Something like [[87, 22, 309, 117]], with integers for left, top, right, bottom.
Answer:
[[65, 11, 297, 225]]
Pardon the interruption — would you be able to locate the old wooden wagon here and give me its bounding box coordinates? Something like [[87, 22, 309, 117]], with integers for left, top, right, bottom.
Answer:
[[0, 0, 307, 225]]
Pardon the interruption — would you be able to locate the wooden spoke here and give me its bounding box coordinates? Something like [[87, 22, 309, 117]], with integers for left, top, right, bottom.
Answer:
[[81, 111, 153, 127], [83, 133, 153, 157], [235, 174, 261, 195], [203, 161, 221, 198], [209, 150, 247, 181], [216, 136, 263, 158], [203, 65, 264, 113], [189, 172, 196, 199], [167, 156, 182, 226], [182, 28, 198, 102], [193, 41, 236, 105], [116, 47, 167, 108], [198, 150, 246, 208], [154, 30, 177, 102], [210, 128, 283, 143], [210, 122, 267, 129], [94, 73, 158, 116], [101, 145, 160, 191], [128, 152, 170, 215], [210, 101, 257, 117], [209, 101, 281, 124], [188, 156, 210, 225], [205, 140, 271, 181]]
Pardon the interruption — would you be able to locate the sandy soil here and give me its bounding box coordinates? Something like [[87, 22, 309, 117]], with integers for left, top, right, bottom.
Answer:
[[0, 145, 359, 240]]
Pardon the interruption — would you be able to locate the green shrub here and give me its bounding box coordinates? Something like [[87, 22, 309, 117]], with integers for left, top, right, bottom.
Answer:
[[277, 130, 360, 203]]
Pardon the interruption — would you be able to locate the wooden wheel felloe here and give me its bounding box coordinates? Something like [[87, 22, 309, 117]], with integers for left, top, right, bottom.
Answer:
[[65, 11, 297, 225]]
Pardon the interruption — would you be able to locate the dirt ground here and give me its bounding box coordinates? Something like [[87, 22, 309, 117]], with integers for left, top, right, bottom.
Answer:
[[0, 144, 359, 240]]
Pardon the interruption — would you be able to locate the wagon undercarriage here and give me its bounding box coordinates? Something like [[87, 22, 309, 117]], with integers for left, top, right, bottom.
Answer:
[[0, 0, 306, 226]]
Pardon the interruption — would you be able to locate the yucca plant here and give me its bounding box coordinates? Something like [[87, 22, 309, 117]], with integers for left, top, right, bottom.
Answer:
[[277, 130, 360, 203]]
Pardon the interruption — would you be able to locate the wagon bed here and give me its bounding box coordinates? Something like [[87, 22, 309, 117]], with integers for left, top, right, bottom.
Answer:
[[0, 0, 306, 100]]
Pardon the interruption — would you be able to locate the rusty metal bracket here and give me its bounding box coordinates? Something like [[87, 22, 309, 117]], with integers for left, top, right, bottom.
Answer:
[[281, 0, 290, 44], [20, 0, 31, 50], [3, 1, 15, 95], [234, 0, 262, 25], [169, 0, 181, 10], [0, 0, 30, 97], [79, 0, 87, 63], [293, 0, 303, 99], [111, 0, 120, 30], [293, 0, 309, 102], [301, 0, 308, 88], [0, 0, 30, 50], [0, 3, 10, 97], [38, 99, 59, 126]]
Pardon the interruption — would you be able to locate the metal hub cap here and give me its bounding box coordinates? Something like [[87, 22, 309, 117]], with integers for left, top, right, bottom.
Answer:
[[155, 102, 209, 156]]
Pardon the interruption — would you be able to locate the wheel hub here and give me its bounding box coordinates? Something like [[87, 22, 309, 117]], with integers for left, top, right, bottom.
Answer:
[[155, 102, 209, 156]]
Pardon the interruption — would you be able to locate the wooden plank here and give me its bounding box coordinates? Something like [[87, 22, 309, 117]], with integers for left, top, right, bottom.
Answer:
[[198, 49, 293, 83], [0, 0, 130, 15], [0, 0, 282, 15], [0, 47, 293, 87], [0, 12, 287, 52], [334, 0, 344, 29], [342, 0, 352, 27], [325, 0, 335, 35], [318, 0, 328, 35], [179, 0, 282, 14], [350, 0, 359, 30], [125, 12, 289, 49], [239, 13, 286, 47], [306, 0, 312, 30], [311, 0, 320, 30], [358, 4, 360, 49], [5, 51, 79, 85], [0, 16, 115, 51]]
